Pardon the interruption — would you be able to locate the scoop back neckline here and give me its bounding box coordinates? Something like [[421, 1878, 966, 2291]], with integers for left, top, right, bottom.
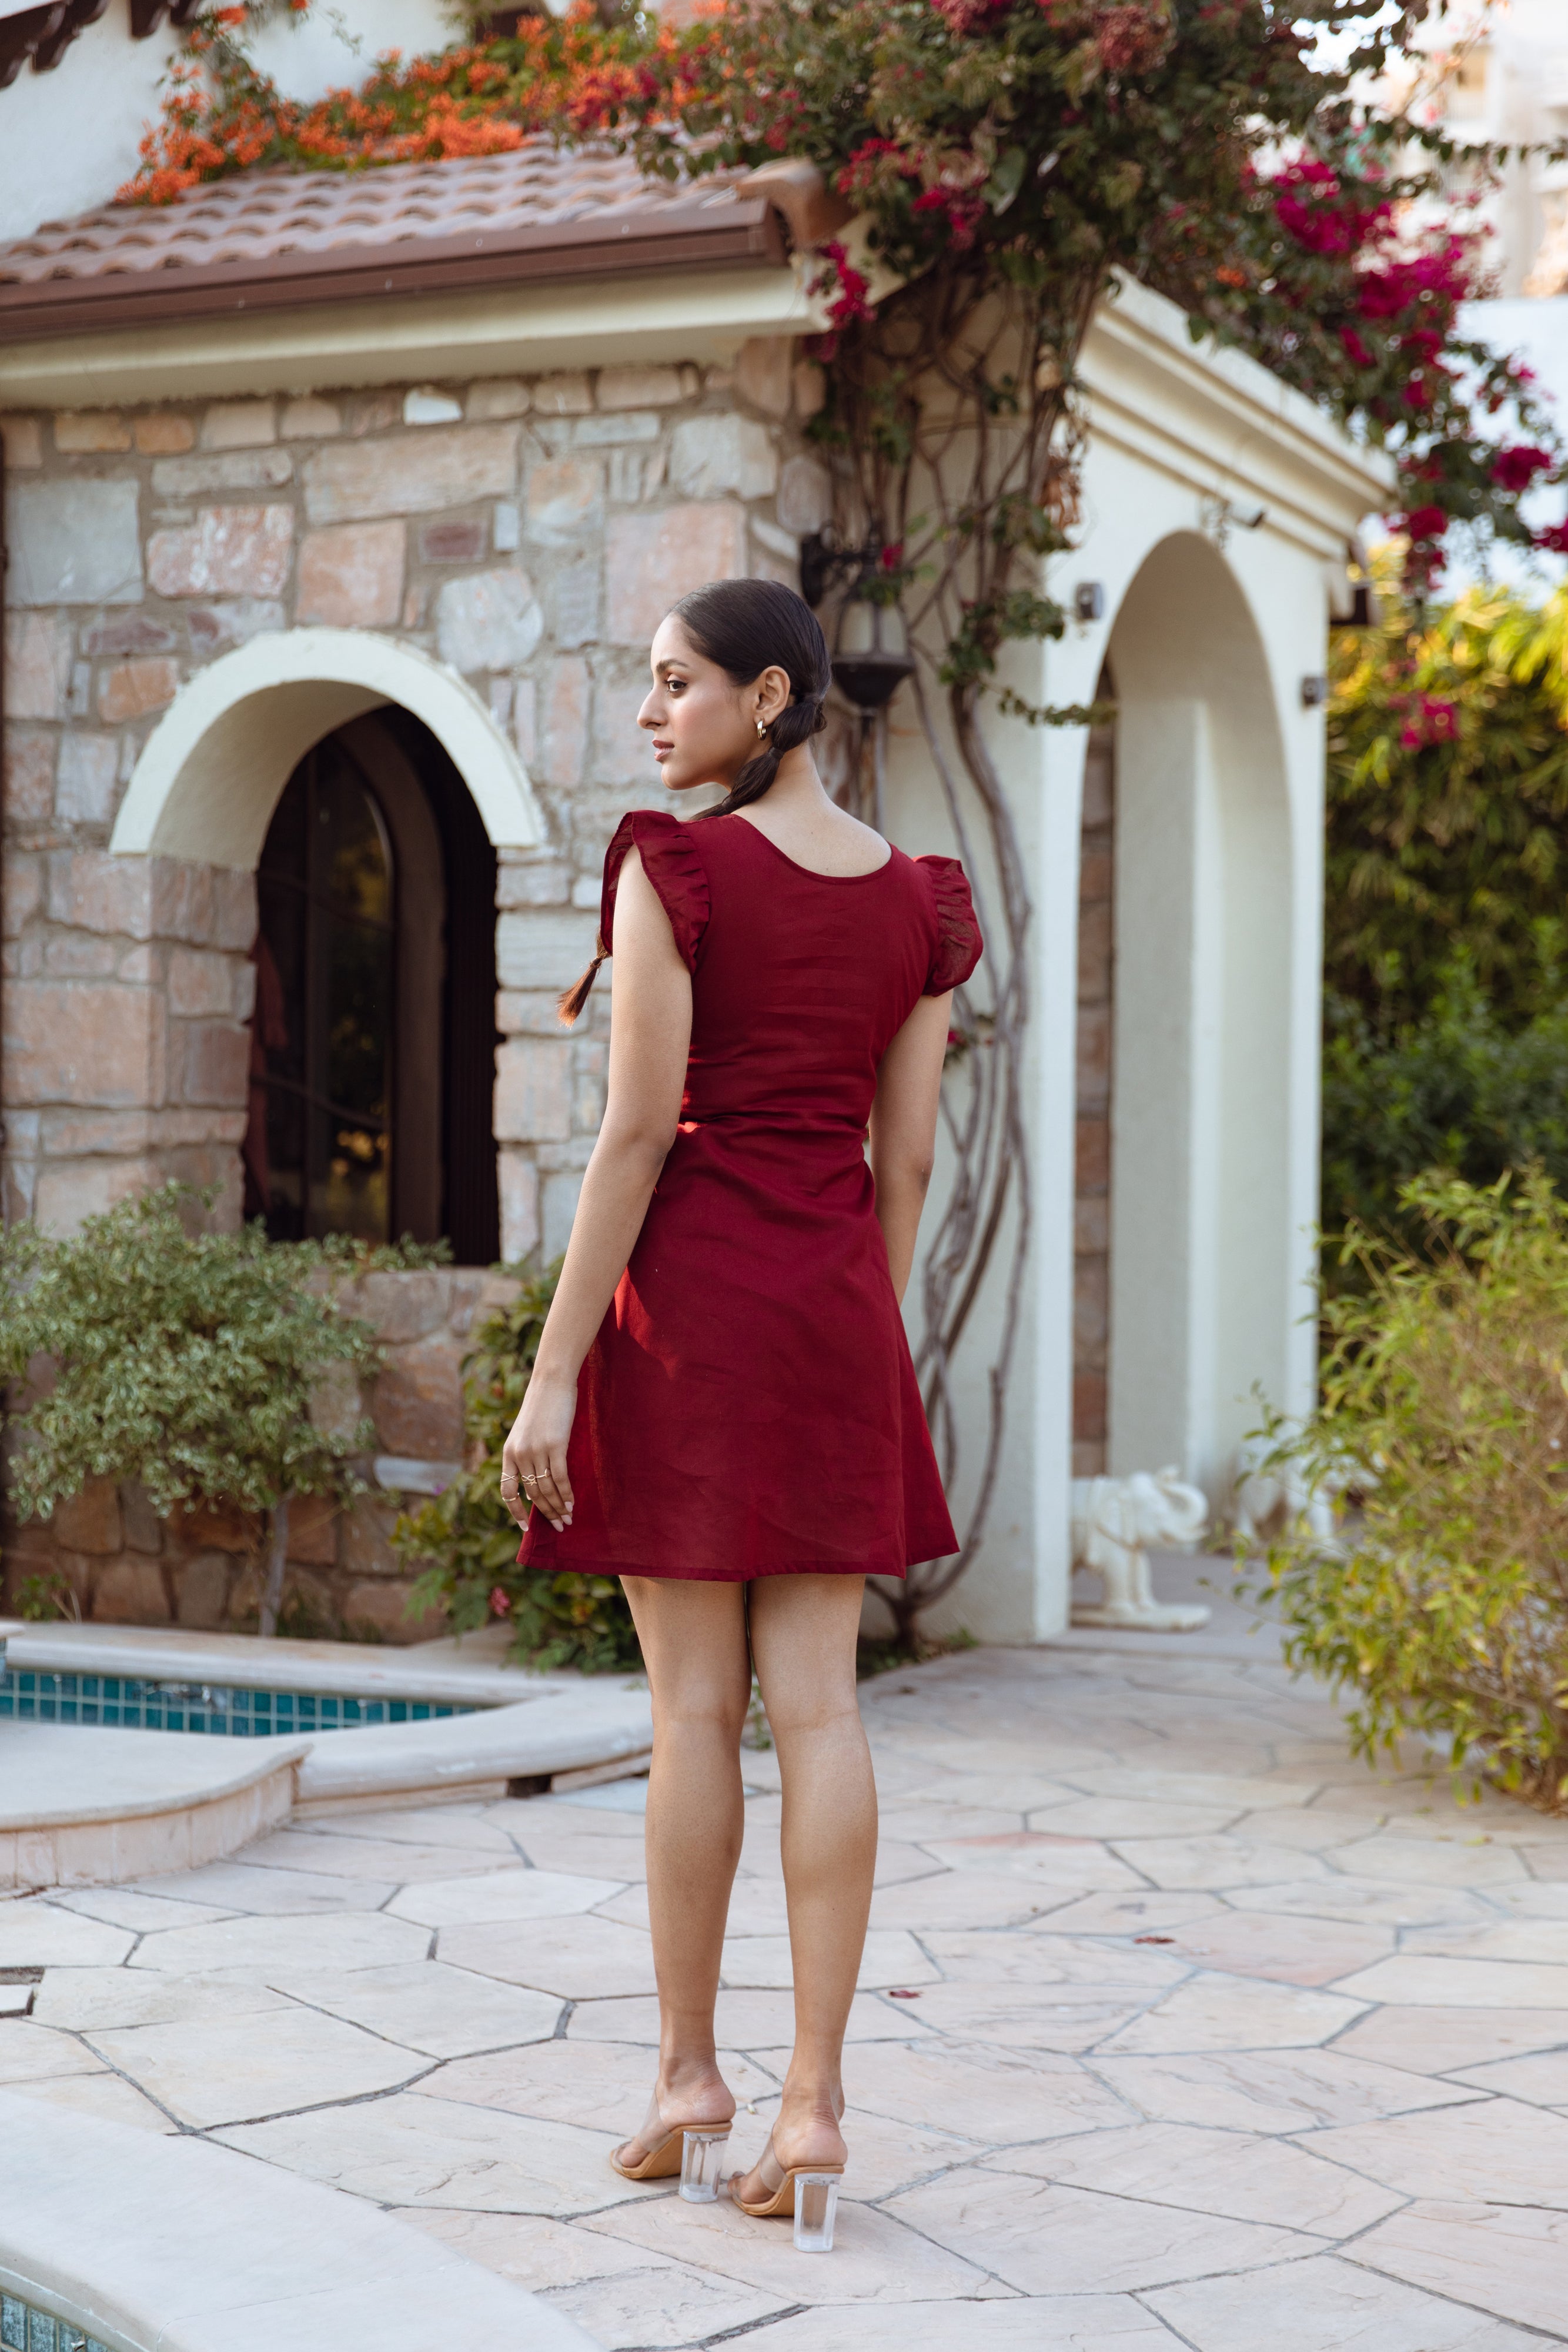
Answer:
[[724, 813, 896, 883]]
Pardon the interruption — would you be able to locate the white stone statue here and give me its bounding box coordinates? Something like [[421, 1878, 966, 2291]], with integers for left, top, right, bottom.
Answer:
[[1228, 1431, 1346, 1555], [1069, 1467, 1212, 1632]]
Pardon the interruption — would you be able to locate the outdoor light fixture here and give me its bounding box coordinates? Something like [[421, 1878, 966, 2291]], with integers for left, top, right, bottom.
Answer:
[[800, 529, 915, 831], [1074, 582, 1105, 623], [1300, 674, 1330, 708]]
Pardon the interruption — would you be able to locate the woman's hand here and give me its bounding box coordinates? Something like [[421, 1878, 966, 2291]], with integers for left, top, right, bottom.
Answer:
[[502, 1372, 577, 1533]]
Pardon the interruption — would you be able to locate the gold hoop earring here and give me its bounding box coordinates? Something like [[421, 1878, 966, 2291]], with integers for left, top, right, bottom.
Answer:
[[755, 719, 768, 737]]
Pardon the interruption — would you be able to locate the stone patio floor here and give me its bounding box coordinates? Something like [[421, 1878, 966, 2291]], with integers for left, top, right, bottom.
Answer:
[[4, 1642, 1568, 2349]]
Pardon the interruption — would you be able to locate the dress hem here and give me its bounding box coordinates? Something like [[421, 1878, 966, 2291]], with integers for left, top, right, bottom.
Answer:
[[517, 1549, 924, 1584]]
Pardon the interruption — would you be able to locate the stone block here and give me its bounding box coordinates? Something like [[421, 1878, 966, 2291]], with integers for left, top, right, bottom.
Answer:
[[607, 503, 747, 644], [354, 1267, 449, 1344], [177, 1499, 258, 1553], [134, 413, 196, 456], [343, 1579, 440, 1641], [342, 1498, 404, 1581], [670, 415, 777, 501], [533, 373, 592, 417], [1075, 1115, 1110, 1192], [1, 416, 43, 467], [597, 366, 683, 409], [186, 599, 285, 653], [281, 396, 342, 440], [45, 850, 153, 938], [525, 455, 604, 547], [286, 1492, 340, 1566], [11, 479, 142, 607], [5, 853, 42, 936], [513, 675, 536, 766], [99, 656, 179, 724], [571, 1038, 609, 1134], [56, 411, 131, 453], [575, 412, 660, 447], [297, 520, 405, 626], [122, 1482, 163, 1553], [7, 979, 165, 1108], [210, 866, 259, 951], [404, 387, 463, 426], [175, 1019, 249, 1108], [56, 734, 121, 826], [49, 1476, 123, 1555], [541, 1168, 583, 1259], [43, 935, 117, 978], [151, 451, 293, 497], [5, 612, 72, 719], [167, 946, 235, 1018], [176, 1552, 232, 1629], [91, 1558, 171, 1624], [777, 454, 833, 534], [494, 1035, 572, 1144], [83, 614, 175, 657], [592, 676, 653, 786], [467, 379, 530, 420], [151, 858, 218, 946], [541, 656, 590, 788], [435, 567, 542, 672], [147, 505, 293, 598], [496, 907, 597, 990], [202, 399, 277, 449], [303, 425, 519, 523], [499, 1150, 540, 1264], [736, 338, 794, 418], [418, 516, 486, 564], [793, 360, 827, 421], [497, 859, 572, 908], [373, 1334, 466, 1458], [1076, 1005, 1111, 1114], [495, 988, 565, 1035], [554, 557, 599, 649], [5, 731, 54, 826]]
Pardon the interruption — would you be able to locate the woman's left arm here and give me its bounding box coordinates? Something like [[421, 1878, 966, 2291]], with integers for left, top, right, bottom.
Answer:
[[502, 848, 691, 1531]]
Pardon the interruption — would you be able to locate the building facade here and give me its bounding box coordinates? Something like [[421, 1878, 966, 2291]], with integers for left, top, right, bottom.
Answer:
[[0, 21, 1391, 1643]]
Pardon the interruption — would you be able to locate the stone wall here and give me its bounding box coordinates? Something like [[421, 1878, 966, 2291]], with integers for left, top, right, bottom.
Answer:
[[1, 342, 830, 1252], [0, 1267, 514, 1641]]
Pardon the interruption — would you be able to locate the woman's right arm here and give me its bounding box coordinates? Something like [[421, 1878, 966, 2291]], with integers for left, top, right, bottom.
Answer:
[[868, 990, 952, 1304]]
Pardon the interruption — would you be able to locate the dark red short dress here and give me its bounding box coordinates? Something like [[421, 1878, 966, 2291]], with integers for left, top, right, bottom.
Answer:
[[518, 808, 982, 1583]]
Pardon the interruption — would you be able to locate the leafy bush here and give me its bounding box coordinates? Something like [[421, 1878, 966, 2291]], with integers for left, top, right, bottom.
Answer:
[[1323, 965, 1568, 1254], [1251, 1170, 1568, 1812], [396, 1265, 640, 1674], [0, 1185, 443, 1635]]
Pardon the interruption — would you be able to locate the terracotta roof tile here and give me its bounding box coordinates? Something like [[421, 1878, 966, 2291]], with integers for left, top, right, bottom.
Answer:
[[0, 141, 789, 341]]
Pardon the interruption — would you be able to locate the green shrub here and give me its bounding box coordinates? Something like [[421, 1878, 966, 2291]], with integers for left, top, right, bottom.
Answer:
[[1322, 964, 1568, 1261], [396, 1264, 640, 1674], [1251, 1168, 1568, 1811], [0, 1185, 444, 1636]]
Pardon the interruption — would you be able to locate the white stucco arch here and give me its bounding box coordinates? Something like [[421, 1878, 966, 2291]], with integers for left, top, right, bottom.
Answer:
[[1104, 529, 1298, 1496], [109, 627, 544, 869]]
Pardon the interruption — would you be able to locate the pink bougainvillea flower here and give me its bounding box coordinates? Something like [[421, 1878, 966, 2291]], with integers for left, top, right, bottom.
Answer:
[[1492, 445, 1555, 493], [490, 1586, 513, 1617]]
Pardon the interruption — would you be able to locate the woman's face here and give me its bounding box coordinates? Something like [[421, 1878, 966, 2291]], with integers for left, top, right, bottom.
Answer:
[[638, 617, 789, 793]]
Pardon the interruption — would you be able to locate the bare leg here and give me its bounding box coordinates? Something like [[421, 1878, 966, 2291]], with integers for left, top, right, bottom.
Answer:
[[614, 1574, 751, 2166], [735, 1572, 874, 2193]]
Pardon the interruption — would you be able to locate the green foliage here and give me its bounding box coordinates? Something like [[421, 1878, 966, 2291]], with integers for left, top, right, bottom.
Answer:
[[396, 1264, 640, 1674], [0, 1187, 439, 1529], [1327, 584, 1568, 1038], [1251, 1171, 1568, 1812], [12, 1568, 81, 1623], [1323, 967, 1568, 1251]]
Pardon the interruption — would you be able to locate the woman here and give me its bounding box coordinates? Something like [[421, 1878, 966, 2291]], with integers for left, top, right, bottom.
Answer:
[[500, 577, 980, 2247]]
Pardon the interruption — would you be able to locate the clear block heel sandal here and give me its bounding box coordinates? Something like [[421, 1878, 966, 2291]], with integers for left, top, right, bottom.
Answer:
[[609, 2114, 731, 2194], [731, 2140, 846, 2253]]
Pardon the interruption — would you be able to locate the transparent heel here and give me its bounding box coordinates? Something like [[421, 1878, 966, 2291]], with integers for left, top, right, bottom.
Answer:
[[679, 2129, 731, 2203], [793, 2173, 840, 2253]]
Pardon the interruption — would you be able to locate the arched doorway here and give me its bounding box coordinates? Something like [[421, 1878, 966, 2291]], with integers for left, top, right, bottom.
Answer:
[[242, 710, 500, 1262]]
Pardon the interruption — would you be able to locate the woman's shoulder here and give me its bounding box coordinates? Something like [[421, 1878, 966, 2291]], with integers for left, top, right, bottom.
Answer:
[[903, 850, 983, 995]]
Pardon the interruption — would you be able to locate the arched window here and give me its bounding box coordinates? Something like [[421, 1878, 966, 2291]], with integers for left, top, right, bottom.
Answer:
[[242, 711, 499, 1262]]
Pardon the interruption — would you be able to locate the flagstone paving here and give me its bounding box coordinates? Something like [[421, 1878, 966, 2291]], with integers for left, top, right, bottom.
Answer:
[[4, 1643, 1568, 2347]]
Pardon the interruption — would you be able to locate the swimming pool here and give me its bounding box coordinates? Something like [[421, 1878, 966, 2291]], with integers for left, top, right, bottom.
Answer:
[[0, 1665, 479, 1738]]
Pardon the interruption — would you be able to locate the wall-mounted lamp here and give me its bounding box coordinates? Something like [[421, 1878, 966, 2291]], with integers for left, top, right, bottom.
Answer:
[[1073, 582, 1105, 623], [1300, 674, 1330, 709]]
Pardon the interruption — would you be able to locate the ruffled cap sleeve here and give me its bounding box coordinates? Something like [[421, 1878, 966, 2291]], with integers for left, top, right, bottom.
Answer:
[[917, 854, 982, 994], [601, 811, 711, 973]]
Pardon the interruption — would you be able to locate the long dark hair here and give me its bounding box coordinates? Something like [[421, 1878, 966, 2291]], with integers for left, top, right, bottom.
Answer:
[[557, 579, 831, 1023]]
